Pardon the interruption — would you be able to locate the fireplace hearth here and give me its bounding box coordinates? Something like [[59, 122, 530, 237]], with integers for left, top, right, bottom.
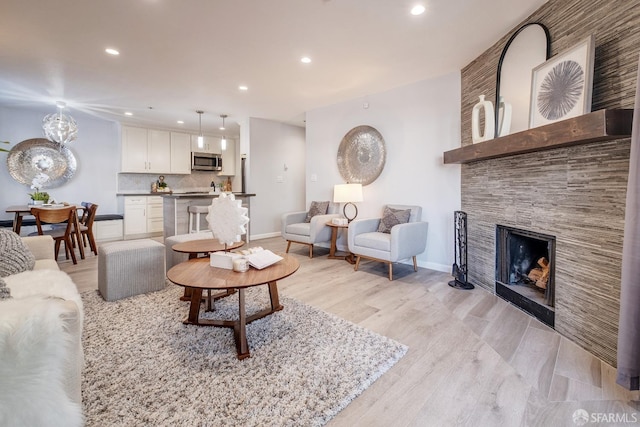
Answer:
[[495, 225, 556, 327]]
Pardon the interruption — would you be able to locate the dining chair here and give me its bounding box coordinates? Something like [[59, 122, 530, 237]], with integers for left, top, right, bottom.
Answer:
[[78, 202, 99, 255], [29, 206, 79, 264]]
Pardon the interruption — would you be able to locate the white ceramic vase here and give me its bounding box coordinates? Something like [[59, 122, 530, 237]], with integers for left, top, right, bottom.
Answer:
[[471, 95, 495, 143], [497, 96, 512, 137]]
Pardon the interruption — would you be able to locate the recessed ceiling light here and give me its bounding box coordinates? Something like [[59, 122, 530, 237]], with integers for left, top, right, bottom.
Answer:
[[300, 57, 311, 64], [177, 120, 184, 124], [238, 85, 248, 91], [105, 48, 120, 55], [410, 5, 425, 15], [124, 111, 133, 116]]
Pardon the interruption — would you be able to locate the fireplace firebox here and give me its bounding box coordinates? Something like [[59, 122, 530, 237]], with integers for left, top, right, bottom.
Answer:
[[495, 225, 555, 327]]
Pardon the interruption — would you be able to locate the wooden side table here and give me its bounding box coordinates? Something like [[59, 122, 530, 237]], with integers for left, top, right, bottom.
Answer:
[[326, 222, 356, 264]]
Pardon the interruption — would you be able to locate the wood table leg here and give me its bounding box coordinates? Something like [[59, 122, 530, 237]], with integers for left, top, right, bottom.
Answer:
[[178, 283, 285, 360], [268, 281, 283, 311], [13, 213, 23, 234], [205, 289, 214, 312], [328, 227, 340, 259], [234, 288, 250, 359], [184, 288, 203, 325], [182, 287, 193, 301]]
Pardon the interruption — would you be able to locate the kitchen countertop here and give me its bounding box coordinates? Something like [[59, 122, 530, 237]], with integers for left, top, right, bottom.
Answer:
[[117, 191, 255, 197], [163, 192, 255, 198]]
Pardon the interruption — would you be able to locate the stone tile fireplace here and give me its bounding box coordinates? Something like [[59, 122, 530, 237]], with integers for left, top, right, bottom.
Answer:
[[459, 139, 629, 367], [455, 0, 640, 369], [495, 225, 556, 328]]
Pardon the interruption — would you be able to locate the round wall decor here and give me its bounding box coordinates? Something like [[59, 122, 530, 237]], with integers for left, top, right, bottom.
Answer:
[[6, 138, 77, 188], [336, 125, 386, 185]]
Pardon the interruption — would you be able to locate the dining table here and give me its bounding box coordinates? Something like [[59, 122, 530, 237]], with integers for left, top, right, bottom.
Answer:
[[5, 204, 86, 260]]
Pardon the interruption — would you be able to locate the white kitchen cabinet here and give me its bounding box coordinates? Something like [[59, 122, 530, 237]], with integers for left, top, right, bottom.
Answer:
[[121, 126, 171, 173], [148, 130, 171, 172], [124, 197, 147, 236], [124, 196, 164, 237], [218, 138, 236, 176], [121, 126, 149, 172], [146, 196, 164, 233], [190, 135, 221, 154], [170, 132, 191, 174]]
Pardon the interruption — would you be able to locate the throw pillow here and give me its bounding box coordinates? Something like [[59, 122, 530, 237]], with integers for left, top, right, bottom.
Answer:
[[304, 201, 330, 223], [0, 229, 36, 280], [377, 207, 411, 233]]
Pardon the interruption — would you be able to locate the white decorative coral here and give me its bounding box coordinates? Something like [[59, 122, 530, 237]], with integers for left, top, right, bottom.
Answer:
[[206, 193, 249, 245]]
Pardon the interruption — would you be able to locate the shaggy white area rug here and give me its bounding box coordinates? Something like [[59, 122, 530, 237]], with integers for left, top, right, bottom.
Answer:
[[81, 284, 407, 426]]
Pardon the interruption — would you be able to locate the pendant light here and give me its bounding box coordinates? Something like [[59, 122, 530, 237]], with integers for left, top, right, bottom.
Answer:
[[196, 110, 204, 149], [220, 114, 227, 151], [42, 101, 78, 146]]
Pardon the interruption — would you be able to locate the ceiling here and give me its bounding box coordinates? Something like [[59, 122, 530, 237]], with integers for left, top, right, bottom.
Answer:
[[0, 0, 547, 138]]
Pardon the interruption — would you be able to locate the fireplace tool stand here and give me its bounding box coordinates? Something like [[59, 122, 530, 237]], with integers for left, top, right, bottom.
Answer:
[[448, 211, 474, 290]]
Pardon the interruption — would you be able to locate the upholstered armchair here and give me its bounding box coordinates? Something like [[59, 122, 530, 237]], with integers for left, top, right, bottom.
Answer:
[[348, 204, 428, 280], [281, 201, 341, 258]]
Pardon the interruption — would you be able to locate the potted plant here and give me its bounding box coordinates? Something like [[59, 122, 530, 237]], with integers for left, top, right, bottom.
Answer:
[[156, 175, 169, 192], [29, 173, 50, 205], [29, 191, 50, 205]]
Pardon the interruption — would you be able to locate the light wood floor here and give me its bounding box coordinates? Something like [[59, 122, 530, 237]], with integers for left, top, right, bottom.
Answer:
[[61, 237, 639, 427]]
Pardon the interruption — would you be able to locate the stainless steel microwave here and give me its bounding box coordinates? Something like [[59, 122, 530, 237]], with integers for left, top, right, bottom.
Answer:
[[191, 152, 222, 171]]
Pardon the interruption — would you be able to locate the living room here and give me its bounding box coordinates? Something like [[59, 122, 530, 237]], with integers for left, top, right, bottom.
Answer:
[[2, 0, 640, 426]]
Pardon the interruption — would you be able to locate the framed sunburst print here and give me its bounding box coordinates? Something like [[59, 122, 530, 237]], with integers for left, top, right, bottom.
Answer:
[[529, 35, 595, 128]]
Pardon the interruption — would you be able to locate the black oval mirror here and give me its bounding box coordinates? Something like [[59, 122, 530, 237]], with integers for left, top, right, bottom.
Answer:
[[495, 23, 551, 137]]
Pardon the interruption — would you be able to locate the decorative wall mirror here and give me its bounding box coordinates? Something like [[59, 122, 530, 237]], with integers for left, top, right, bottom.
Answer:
[[495, 23, 551, 137]]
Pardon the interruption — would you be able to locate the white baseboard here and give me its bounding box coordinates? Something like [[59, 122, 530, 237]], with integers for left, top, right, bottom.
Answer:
[[421, 261, 451, 273], [250, 232, 282, 241]]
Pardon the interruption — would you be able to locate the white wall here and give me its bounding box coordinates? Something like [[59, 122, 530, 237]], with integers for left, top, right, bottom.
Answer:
[[248, 118, 305, 238], [0, 106, 121, 221], [305, 72, 462, 271]]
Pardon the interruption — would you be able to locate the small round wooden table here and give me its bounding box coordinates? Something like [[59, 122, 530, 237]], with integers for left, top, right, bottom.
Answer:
[[326, 222, 356, 264], [167, 254, 300, 359], [172, 239, 244, 260], [172, 239, 245, 306]]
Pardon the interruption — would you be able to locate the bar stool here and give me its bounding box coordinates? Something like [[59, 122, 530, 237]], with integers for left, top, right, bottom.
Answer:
[[188, 205, 209, 233]]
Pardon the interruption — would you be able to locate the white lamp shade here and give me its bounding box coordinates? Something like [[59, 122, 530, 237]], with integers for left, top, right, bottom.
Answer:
[[333, 183, 363, 203]]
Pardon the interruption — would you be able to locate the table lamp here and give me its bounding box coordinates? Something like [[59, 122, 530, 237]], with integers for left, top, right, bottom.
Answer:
[[333, 183, 363, 222]]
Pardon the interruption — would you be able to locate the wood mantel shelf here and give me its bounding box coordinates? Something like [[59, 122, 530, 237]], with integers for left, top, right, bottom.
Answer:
[[443, 109, 633, 164]]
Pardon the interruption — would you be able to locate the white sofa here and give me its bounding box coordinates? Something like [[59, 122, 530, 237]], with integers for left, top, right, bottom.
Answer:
[[0, 235, 84, 427]]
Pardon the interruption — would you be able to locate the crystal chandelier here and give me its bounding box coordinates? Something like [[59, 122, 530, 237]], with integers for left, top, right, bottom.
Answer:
[[42, 101, 78, 145]]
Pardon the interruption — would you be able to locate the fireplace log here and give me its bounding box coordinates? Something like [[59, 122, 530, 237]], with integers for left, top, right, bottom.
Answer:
[[528, 268, 543, 281], [530, 257, 550, 290]]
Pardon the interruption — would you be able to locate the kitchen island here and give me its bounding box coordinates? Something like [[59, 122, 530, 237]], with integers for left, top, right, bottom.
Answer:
[[162, 193, 255, 241]]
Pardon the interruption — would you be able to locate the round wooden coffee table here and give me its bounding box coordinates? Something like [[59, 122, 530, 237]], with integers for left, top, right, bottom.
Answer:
[[172, 239, 245, 305], [167, 254, 300, 360]]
